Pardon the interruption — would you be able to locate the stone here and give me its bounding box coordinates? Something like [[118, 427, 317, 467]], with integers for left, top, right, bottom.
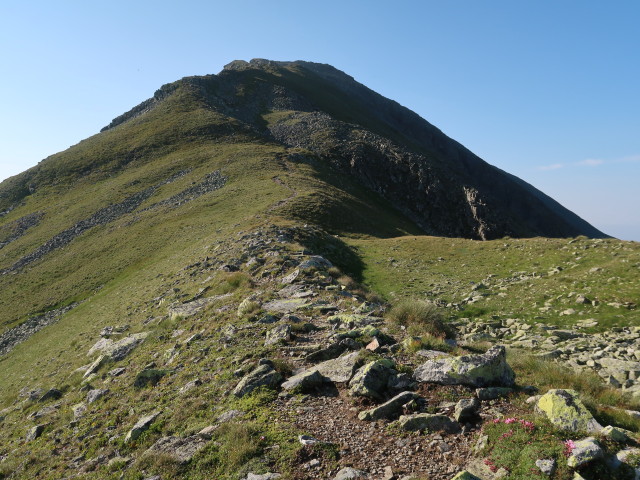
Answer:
[[232, 363, 282, 397], [358, 391, 420, 421], [396, 413, 461, 433], [72, 403, 87, 421], [84, 355, 107, 378], [179, 379, 202, 394], [536, 389, 602, 432], [475, 387, 513, 400], [600, 425, 628, 442], [298, 256, 332, 270], [26, 424, 45, 441], [535, 458, 556, 476], [612, 447, 640, 471], [145, 435, 209, 464], [87, 332, 148, 361], [245, 474, 282, 480], [298, 434, 320, 445], [454, 397, 480, 423], [281, 369, 326, 393], [37, 388, 63, 402], [349, 359, 396, 400], [125, 411, 161, 443], [450, 471, 482, 480], [305, 342, 348, 362], [414, 345, 515, 387], [314, 351, 363, 383], [218, 409, 244, 423], [86, 389, 109, 404], [334, 467, 369, 479], [566, 437, 603, 468], [265, 324, 292, 346]]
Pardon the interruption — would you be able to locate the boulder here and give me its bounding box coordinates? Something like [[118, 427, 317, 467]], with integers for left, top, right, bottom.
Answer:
[[396, 413, 461, 433], [232, 363, 282, 397], [536, 389, 602, 433], [281, 369, 326, 393], [566, 437, 603, 468], [86, 388, 109, 404], [414, 345, 515, 387], [349, 359, 396, 400], [314, 351, 363, 383], [265, 324, 291, 346], [145, 435, 209, 464], [358, 391, 419, 421], [125, 411, 161, 443], [454, 397, 480, 423]]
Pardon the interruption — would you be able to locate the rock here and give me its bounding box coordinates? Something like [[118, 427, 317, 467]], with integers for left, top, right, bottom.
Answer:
[[298, 434, 320, 445], [72, 403, 87, 421], [87, 332, 148, 361], [414, 345, 515, 387], [261, 298, 309, 313], [26, 424, 45, 441], [475, 387, 513, 400], [179, 379, 202, 394], [38, 388, 63, 402], [145, 435, 209, 464], [232, 363, 282, 397], [109, 367, 126, 377], [86, 389, 109, 404], [134, 369, 171, 388], [265, 324, 291, 346], [349, 359, 396, 400], [450, 471, 482, 480], [298, 256, 332, 270], [365, 337, 381, 352], [536, 389, 602, 432], [334, 467, 369, 479], [245, 474, 282, 480], [454, 397, 480, 423], [281, 269, 300, 284], [305, 342, 348, 362], [382, 466, 394, 480], [600, 425, 628, 442], [566, 437, 603, 468], [125, 411, 161, 443], [314, 351, 363, 383], [281, 369, 326, 393], [612, 447, 640, 472], [358, 391, 419, 421], [535, 458, 556, 476], [218, 409, 244, 423], [83, 355, 107, 378], [396, 413, 461, 433]]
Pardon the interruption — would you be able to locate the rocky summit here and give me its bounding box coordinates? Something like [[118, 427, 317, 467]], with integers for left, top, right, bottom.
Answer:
[[0, 59, 638, 480]]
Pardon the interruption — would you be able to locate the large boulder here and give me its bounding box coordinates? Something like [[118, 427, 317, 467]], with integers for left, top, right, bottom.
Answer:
[[232, 362, 282, 397], [414, 345, 515, 387], [358, 391, 419, 421], [314, 351, 363, 383], [348, 359, 396, 400], [535, 389, 602, 433]]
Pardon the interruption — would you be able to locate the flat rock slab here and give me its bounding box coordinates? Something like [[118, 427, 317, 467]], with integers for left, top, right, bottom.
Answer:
[[88, 332, 148, 361], [262, 299, 310, 313], [396, 413, 461, 434], [145, 435, 209, 464], [232, 363, 282, 397], [281, 369, 326, 392]]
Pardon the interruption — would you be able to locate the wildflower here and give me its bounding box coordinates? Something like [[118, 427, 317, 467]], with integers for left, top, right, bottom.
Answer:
[[504, 417, 517, 424], [563, 439, 576, 457]]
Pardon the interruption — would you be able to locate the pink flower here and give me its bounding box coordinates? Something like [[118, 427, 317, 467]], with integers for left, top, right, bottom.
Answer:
[[504, 417, 517, 424]]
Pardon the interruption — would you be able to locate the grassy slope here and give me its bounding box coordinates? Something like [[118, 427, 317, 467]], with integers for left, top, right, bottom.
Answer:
[[348, 235, 639, 330]]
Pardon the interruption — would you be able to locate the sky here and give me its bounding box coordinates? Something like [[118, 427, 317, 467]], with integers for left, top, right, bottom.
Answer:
[[0, 1, 638, 240]]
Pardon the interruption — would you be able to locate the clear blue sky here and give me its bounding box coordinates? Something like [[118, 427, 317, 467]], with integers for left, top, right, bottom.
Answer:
[[1, 1, 638, 240]]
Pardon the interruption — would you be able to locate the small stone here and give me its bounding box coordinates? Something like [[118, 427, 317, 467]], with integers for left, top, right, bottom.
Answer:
[[535, 458, 556, 476], [358, 391, 419, 421], [454, 397, 480, 423], [125, 411, 161, 443], [334, 467, 369, 479], [72, 403, 87, 421], [26, 424, 45, 441], [86, 389, 109, 404], [298, 434, 320, 445]]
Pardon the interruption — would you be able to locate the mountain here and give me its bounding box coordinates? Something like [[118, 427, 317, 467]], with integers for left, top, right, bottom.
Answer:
[[1, 60, 637, 480], [2, 58, 606, 241]]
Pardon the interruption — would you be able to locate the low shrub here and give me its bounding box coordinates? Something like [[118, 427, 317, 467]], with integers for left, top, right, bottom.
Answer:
[[387, 300, 453, 339]]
